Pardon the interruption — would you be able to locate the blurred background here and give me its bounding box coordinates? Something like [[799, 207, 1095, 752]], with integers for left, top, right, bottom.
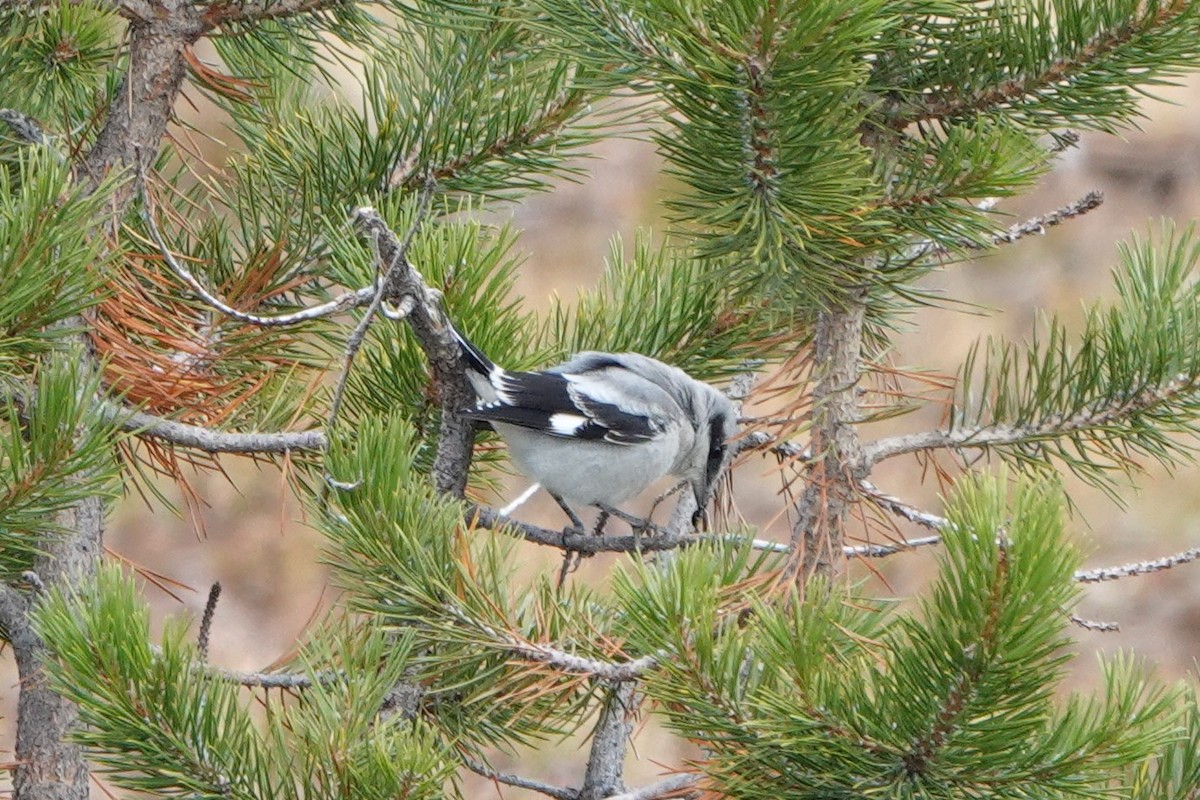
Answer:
[[4, 49, 1200, 798]]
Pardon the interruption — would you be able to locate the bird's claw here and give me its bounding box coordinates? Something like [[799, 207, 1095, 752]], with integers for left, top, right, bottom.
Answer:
[[596, 504, 664, 536]]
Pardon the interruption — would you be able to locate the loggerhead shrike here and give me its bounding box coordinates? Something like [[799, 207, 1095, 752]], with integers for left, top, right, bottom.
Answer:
[[452, 325, 738, 531]]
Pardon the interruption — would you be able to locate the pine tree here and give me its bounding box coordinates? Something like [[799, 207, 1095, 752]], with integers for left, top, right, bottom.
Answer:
[[3, 1, 1200, 798]]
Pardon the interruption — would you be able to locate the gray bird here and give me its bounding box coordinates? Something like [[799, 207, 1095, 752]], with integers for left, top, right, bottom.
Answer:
[[452, 326, 738, 531]]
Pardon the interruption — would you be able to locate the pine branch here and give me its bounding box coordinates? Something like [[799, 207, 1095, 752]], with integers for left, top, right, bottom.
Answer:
[[901, 542, 1012, 779], [887, 2, 1196, 129], [863, 371, 1200, 465], [402, 88, 591, 195], [351, 207, 477, 497], [326, 185, 435, 438], [461, 754, 579, 800]]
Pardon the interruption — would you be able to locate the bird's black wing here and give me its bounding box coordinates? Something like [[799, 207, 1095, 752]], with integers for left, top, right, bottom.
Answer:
[[463, 366, 663, 445]]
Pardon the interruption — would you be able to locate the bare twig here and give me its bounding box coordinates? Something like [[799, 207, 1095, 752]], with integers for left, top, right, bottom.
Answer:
[[730, 431, 809, 461], [147, 643, 330, 689], [1073, 547, 1200, 583], [443, 603, 659, 681], [912, 191, 1103, 262], [461, 755, 579, 800], [605, 773, 702, 800], [0, 108, 52, 147], [858, 481, 949, 532], [1069, 614, 1120, 633], [468, 505, 790, 556], [985, 191, 1104, 247], [726, 535, 791, 554], [210, 667, 321, 689], [140, 194, 377, 327], [101, 401, 326, 453], [844, 535, 944, 558], [196, 582, 221, 663], [861, 483, 1200, 582]]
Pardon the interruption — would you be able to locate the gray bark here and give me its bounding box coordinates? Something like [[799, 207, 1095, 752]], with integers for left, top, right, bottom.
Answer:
[[788, 292, 868, 580], [10, 3, 203, 796], [580, 682, 638, 800]]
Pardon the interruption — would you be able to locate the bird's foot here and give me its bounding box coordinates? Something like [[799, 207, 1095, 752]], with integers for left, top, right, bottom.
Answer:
[[556, 549, 584, 589], [596, 504, 665, 536]]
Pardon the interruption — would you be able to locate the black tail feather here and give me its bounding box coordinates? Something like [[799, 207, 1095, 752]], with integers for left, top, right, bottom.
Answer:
[[450, 323, 495, 377]]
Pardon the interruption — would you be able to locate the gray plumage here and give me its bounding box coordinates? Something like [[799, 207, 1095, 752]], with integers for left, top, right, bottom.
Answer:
[[453, 327, 738, 521]]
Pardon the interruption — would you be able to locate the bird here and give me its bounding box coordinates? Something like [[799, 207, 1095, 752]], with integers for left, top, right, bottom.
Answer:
[[451, 324, 738, 532]]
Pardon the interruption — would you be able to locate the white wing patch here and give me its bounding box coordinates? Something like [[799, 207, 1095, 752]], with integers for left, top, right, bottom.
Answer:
[[548, 412, 590, 436]]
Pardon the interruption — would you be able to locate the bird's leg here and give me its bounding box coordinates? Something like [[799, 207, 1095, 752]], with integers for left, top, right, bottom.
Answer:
[[551, 493, 586, 533], [590, 509, 610, 537], [596, 503, 665, 535]]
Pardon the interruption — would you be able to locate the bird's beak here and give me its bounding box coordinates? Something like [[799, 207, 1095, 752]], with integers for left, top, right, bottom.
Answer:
[[691, 482, 711, 530]]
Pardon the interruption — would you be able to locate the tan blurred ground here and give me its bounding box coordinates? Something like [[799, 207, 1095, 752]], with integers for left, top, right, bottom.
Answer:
[[5, 66, 1200, 798]]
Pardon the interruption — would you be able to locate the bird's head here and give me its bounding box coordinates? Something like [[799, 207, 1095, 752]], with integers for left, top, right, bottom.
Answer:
[[684, 386, 739, 528]]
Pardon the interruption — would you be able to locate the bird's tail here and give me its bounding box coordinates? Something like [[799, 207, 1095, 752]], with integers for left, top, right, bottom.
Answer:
[[449, 322, 495, 377]]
